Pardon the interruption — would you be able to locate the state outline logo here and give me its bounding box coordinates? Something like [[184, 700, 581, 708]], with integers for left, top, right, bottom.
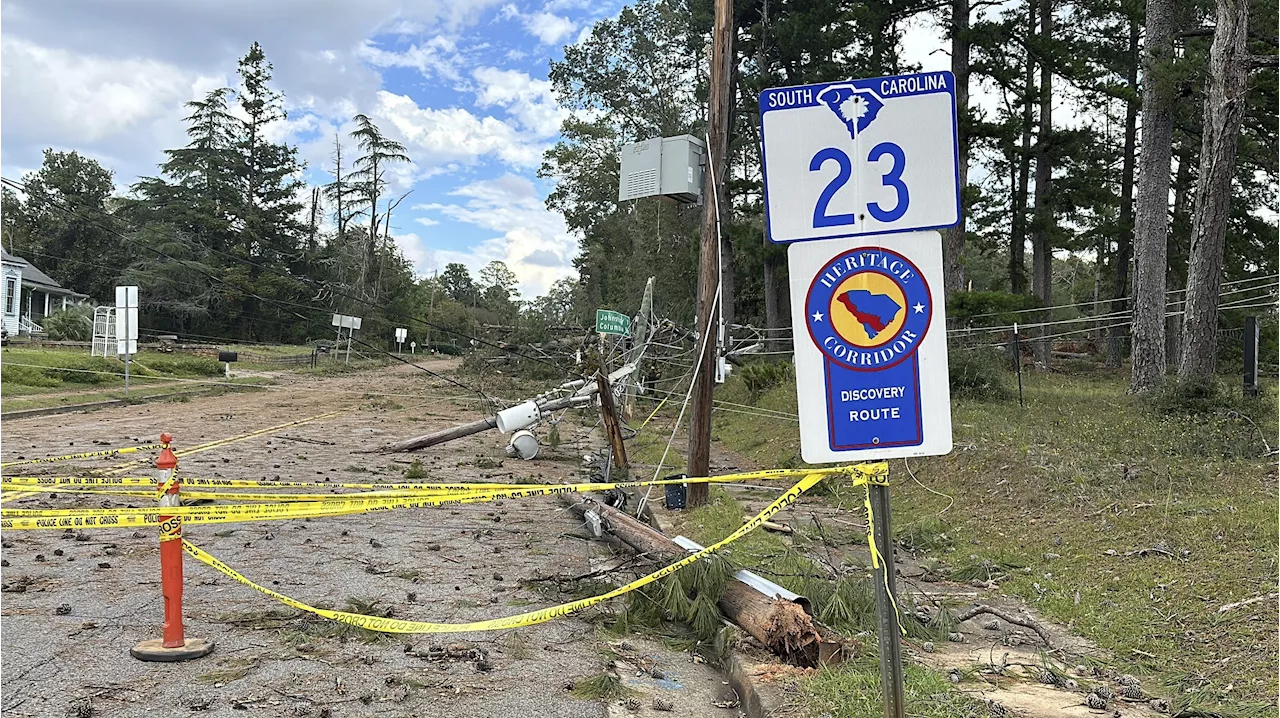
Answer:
[[803, 246, 933, 373]]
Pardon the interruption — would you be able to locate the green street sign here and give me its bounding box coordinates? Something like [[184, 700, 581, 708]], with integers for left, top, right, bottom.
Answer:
[[596, 309, 631, 337]]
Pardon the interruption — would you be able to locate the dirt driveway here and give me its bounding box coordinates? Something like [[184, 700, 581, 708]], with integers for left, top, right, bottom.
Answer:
[[0, 361, 735, 718]]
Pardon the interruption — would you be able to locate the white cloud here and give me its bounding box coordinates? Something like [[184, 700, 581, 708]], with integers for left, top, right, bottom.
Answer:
[[543, 0, 593, 11], [524, 12, 576, 45], [406, 174, 576, 295], [0, 37, 228, 186], [499, 4, 575, 46], [355, 35, 462, 81], [472, 66, 568, 137], [0, 0, 585, 298], [375, 90, 546, 168], [1, 39, 192, 143]]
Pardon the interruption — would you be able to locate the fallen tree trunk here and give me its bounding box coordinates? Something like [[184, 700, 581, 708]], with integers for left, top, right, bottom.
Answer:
[[558, 493, 840, 665], [379, 395, 587, 453]]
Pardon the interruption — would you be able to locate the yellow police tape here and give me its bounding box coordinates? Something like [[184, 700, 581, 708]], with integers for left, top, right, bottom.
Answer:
[[180, 470, 835, 634], [0, 412, 349, 504], [859, 462, 904, 635], [0, 483, 519, 502], [0, 467, 854, 530], [1, 467, 829, 491], [2, 468, 860, 529], [0, 475, 527, 491], [0, 444, 163, 468]]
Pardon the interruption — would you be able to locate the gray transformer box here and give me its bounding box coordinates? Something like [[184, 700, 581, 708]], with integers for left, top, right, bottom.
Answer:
[[618, 135, 705, 204]]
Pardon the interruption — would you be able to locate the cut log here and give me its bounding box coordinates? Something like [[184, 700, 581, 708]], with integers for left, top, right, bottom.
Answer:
[[558, 493, 839, 665]]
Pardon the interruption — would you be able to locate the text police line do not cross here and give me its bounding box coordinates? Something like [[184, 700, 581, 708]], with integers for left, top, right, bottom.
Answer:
[[759, 71, 961, 243]]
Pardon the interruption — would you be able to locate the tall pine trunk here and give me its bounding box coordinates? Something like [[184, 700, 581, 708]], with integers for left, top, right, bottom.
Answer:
[[1129, 0, 1177, 393], [1178, 0, 1251, 382], [1031, 0, 1054, 365], [1010, 0, 1036, 295], [755, 0, 781, 349], [1107, 19, 1140, 367], [1008, 149, 1025, 293], [333, 134, 346, 238], [763, 253, 780, 349], [944, 0, 970, 296], [1167, 139, 1195, 370]]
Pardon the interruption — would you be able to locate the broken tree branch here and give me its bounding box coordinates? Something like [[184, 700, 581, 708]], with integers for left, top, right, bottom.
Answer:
[[1217, 592, 1278, 614], [952, 604, 1054, 647]]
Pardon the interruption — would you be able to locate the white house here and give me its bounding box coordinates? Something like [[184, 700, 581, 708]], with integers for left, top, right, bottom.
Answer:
[[0, 247, 89, 336]]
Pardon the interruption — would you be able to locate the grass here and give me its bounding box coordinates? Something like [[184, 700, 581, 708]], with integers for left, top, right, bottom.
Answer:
[[693, 367, 1278, 715], [404, 458, 428, 480], [0, 346, 271, 411], [803, 657, 985, 718]]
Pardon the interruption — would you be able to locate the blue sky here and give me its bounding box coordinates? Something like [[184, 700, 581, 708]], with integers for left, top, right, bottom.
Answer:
[[0, 0, 626, 297]]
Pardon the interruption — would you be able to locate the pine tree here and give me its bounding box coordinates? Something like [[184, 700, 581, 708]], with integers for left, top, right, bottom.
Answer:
[[348, 114, 410, 296], [235, 42, 305, 262], [1129, 0, 1179, 393], [1178, 0, 1256, 382]]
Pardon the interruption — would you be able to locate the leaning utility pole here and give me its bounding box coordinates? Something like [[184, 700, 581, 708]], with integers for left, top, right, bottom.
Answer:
[[687, 0, 733, 505]]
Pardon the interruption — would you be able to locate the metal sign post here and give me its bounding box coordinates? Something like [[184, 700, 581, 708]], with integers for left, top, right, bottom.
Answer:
[[395, 327, 407, 355], [761, 71, 960, 718], [868, 480, 905, 718], [1244, 316, 1260, 397], [1013, 323, 1025, 408]]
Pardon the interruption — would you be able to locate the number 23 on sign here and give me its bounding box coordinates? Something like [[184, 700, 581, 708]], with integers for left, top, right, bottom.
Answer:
[[759, 71, 961, 244], [809, 142, 909, 227]]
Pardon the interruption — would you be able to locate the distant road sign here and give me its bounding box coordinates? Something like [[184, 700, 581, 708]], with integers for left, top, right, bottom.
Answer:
[[788, 232, 952, 463], [596, 309, 631, 337], [115, 285, 138, 355], [759, 71, 960, 244], [331, 314, 362, 330]]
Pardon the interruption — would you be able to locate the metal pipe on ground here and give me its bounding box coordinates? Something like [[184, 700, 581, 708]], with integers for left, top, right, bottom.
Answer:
[[557, 492, 847, 666]]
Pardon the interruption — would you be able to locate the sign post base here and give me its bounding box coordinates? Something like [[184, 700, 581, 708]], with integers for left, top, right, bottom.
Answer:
[[868, 481, 905, 718]]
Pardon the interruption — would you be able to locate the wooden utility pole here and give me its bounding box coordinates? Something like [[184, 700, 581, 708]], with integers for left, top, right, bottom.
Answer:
[[687, 0, 733, 505], [597, 372, 629, 470]]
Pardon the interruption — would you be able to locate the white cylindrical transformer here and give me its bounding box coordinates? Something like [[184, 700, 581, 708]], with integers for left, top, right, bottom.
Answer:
[[508, 430, 539, 460], [495, 400, 540, 433]]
